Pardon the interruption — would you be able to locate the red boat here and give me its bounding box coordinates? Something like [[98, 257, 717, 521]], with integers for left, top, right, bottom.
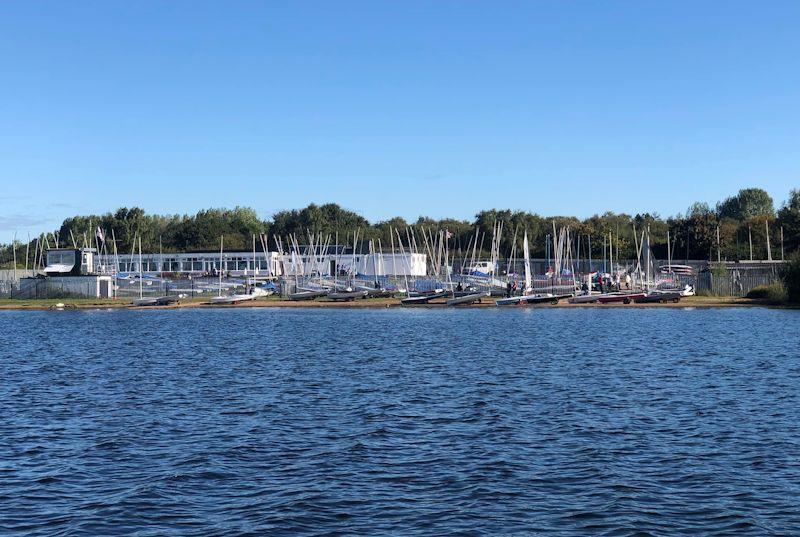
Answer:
[[596, 292, 646, 304]]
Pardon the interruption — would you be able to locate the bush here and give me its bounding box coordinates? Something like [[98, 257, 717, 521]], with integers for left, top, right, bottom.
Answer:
[[746, 282, 788, 303], [781, 252, 800, 303], [710, 264, 729, 277]]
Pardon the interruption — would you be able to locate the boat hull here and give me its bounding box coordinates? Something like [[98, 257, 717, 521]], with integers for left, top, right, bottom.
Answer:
[[401, 291, 450, 305], [365, 289, 394, 298], [132, 298, 159, 307], [327, 291, 368, 301], [446, 292, 489, 306], [597, 293, 646, 304], [569, 293, 601, 304], [635, 292, 682, 303], [288, 290, 328, 301], [495, 293, 561, 306], [209, 294, 257, 305]]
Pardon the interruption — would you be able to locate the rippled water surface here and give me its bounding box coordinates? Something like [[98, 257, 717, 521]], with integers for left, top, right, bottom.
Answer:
[[2, 307, 800, 535]]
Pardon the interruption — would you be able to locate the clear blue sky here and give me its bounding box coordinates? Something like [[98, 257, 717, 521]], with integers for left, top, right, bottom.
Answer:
[[1, 1, 799, 242]]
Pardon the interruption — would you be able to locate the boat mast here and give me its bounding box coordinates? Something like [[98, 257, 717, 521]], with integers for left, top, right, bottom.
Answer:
[[523, 230, 531, 294], [218, 235, 223, 298], [646, 226, 651, 291], [609, 231, 613, 281], [667, 228, 672, 273], [766, 219, 772, 261], [378, 238, 384, 283], [12, 233, 16, 284], [395, 228, 411, 297], [111, 229, 119, 299], [159, 236, 163, 280], [138, 235, 143, 299]]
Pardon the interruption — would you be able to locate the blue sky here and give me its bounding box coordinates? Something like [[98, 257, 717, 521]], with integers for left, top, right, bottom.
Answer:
[[1, 1, 799, 241]]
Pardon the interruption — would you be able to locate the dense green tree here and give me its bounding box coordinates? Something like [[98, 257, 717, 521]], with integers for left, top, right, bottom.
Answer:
[[717, 188, 774, 220], [777, 189, 800, 254], [3, 187, 799, 268], [687, 201, 713, 217], [271, 203, 368, 239]]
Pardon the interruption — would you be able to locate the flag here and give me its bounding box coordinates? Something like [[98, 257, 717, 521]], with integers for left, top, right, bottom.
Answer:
[[95, 227, 105, 244], [445, 229, 453, 239]]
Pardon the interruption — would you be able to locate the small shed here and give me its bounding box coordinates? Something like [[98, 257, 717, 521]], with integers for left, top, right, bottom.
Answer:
[[18, 248, 113, 299], [43, 248, 95, 276]]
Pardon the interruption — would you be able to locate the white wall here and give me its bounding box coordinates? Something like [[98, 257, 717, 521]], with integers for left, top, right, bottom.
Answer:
[[99, 251, 427, 277]]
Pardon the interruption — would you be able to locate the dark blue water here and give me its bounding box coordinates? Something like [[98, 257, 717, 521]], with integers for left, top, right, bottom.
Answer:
[[2, 307, 799, 536]]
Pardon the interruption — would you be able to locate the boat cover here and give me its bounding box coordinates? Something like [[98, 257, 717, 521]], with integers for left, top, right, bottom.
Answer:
[[44, 263, 74, 273]]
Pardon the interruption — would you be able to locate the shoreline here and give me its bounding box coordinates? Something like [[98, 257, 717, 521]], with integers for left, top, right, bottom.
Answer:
[[0, 296, 791, 311]]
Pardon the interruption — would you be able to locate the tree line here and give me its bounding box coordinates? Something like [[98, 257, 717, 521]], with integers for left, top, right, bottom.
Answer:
[[1, 187, 799, 268]]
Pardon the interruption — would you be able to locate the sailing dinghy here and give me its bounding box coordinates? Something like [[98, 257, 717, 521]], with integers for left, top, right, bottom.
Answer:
[[209, 287, 269, 305], [288, 289, 328, 301], [596, 292, 646, 304], [496, 293, 562, 306], [446, 292, 489, 306], [400, 290, 450, 305], [568, 291, 601, 304], [495, 232, 562, 306], [635, 291, 682, 303], [327, 290, 368, 301]]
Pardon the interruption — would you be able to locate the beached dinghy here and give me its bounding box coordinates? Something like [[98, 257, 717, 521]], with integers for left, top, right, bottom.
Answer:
[[446, 292, 489, 306], [327, 290, 368, 301], [597, 292, 646, 304], [495, 293, 562, 306], [365, 288, 393, 298], [209, 287, 269, 305], [288, 289, 328, 301], [635, 291, 682, 304], [133, 295, 182, 307], [495, 295, 528, 306], [209, 294, 253, 305], [400, 291, 450, 305], [526, 293, 568, 304], [569, 291, 601, 304]]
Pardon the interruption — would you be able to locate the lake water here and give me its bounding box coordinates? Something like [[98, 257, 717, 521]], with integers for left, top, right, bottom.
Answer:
[[1, 307, 799, 535]]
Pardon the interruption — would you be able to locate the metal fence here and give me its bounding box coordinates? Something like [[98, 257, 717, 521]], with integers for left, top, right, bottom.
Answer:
[[0, 276, 256, 300], [1, 280, 98, 300], [0, 270, 785, 300], [694, 272, 782, 297], [114, 276, 254, 299]]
